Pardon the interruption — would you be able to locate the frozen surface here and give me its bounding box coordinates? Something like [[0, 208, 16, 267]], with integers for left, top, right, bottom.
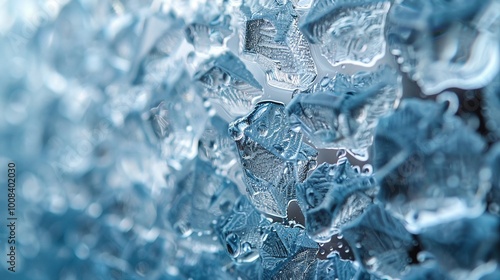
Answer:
[[195, 52, 263, 117], [301, 0, 390, 66], [1, 0, 500, 279], [240, 0, 317, 90], [287, 65, 402, 152], [229, 101, 318, 217], [296, 160, 378, 242]]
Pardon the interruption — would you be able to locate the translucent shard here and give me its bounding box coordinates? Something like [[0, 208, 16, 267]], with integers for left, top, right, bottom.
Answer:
[[147, 71, 208, 170], [260, 224, 318, 279], [198, 115, 241, 172], [229, 101, 318, 217], [418, 215, 500, 272], [374, 99, 488, 230], [342, 205, 415, 279], [184, 1, 233, 53], [300, 0, 390, 66], [195, 52, 264, 117], [386, 0, 500, 95], [168, 158, 240, 243], [314, 253, 356, 280], [240, 0, 317, 90], [296, 160, 378, 242], [287, 65, 402, 151], [216, 196, 270, 263]]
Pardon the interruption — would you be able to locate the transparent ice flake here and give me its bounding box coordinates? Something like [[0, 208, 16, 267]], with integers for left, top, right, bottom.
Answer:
[[147, 70, 208, 171], [374, 99, 488, 231], [296, 161, 378, 242], [184, 0, 233, 53], [229, 101, 318, 217], [168, 158, 240, 243], [260, 223, 318, 279], [240, 0, 317, 90], [216, 196, 270, 263], [195, 52, 263, 117], [342, 205, 415, 279], [300, 0, 390, 66], [287, 65, 402, 151], [386, 0, 500, 95]]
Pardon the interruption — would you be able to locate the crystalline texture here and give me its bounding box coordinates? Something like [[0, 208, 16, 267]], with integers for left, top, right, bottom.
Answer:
[[342, 205, 416, 279], [287, 65, 402, 151], [296, 160, 378, 242], [300, 0, 390, 66], [216, 196, 270, 263], [240, 0, 317, 90], [195, 52, 264, 117], [374, 99, 488, 231], [184, 0, 233, 53], [168, 158, 240, 242], [260, 224, 318, 279], [229, 101, 318, 217], [386, 0, 500, 94], [314, 252, 379, 280]]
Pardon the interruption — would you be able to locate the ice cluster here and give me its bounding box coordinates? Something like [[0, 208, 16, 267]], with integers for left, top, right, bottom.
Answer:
[[1, 0, 500, 279]]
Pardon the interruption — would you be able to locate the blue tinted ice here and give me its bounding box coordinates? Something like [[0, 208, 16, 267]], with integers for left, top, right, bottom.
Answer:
[[342, 205, 415, 279], [287, 66, 402, 152], [374, 99, 488, 231], [229, 101, 318, 217], [300, 0, 390, 66], [215, 196, 270, 263], [314, 252, 379, 280], [260, 223, 318, 279], [184, 1, 233, 53], [296, 160, 378, 242], [240, 0, 317, 90], [147, 71, 208, 171], [195, 52, 264, 117], [386, 0, 500, 94], [167, 158, 240, 244], [418, 215, 500, 274]]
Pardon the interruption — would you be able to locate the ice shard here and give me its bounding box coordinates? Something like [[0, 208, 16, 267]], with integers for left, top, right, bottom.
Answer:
[[147, 71, 208, 171], [287, 65, 402, 152], [240, 0, 317, 90], [260, 224, 318, 279], [374, 99, 488, 231], [195, 52, 264, 117], [296, 160, 378, 242], [342, 205, 416, 279], [229, 101, 318, 217], [314, 252, 380, 280], [300, 0, 390, 66], [167, 158, 240, 244], [216, 196, 270, 263], [386, 0, 500, 94], [184, 0, 233, 53]]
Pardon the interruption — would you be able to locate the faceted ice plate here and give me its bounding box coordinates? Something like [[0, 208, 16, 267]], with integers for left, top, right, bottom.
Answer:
[[229, 101, 318, 218]]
